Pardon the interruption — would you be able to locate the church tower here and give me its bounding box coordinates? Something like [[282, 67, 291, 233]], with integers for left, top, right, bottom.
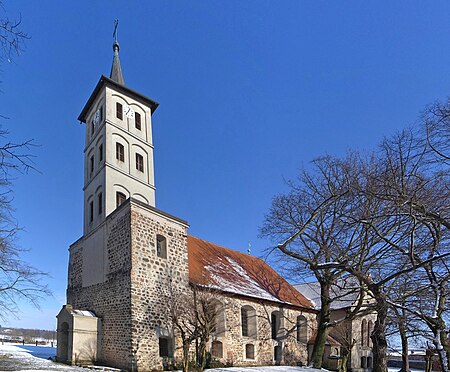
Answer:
[[78, 35, 158, 234], [59, 29, 190, 370]]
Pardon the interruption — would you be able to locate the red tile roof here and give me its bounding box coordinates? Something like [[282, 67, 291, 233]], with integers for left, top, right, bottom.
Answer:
[[187, 235, 314, 310]]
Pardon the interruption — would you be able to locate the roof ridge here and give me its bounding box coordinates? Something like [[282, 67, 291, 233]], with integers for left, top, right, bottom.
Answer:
[[187, 234, 266, 263]]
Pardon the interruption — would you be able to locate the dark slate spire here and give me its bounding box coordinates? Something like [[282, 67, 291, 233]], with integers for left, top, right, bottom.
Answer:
[[110, 19, 125, 85]]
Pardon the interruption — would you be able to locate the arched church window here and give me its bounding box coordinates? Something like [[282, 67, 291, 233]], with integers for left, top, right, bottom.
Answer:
[[296, 315, 307, 343], [368, 320, 373, 347], [241, 305, 256, 338], [156, 235, 167, 258], [116, 192, 126, 208], [361, 319, 368, 347], [116, 143, 124, 162], [271, 311, 282, 340]]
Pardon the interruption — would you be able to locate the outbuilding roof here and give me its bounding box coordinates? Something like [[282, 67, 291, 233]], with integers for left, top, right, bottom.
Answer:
[[188, 235, 314, 310]]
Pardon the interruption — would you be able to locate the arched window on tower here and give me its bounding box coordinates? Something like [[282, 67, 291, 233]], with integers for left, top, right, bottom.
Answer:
[[116, 192, 126, 208], [98, 192, 103, 215], [156, 235, 167, 259], [116, 142, 125, 162], [136, 153, 144, 172], [135, 112, 141, 130]]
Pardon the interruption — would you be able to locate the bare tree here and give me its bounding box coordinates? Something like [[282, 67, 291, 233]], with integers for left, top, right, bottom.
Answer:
[[168, 284, 224, 372], [260, 155, 372, 368], [0, 4, 49, 320], [0, 2, 28, 66]]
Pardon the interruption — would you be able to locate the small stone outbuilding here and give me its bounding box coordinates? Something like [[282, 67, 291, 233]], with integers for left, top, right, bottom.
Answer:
[[56, 305, 100, 365]]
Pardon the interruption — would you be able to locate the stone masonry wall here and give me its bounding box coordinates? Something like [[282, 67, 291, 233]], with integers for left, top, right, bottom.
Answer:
[[67, 207, 133, 370], [199, 295, 315, 367], [129, 202, 190, 371]]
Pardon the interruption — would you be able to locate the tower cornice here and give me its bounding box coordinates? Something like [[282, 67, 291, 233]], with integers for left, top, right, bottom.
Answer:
[[78, 75, 159, 123]]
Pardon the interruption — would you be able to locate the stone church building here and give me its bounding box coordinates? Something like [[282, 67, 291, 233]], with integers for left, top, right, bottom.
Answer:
[[56, 38, 318, 371]]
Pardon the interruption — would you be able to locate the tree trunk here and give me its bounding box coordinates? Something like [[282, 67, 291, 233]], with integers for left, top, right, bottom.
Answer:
[[198, 336, 208, 371], [370, 287, 388, 372], [440, 328, 450, 371], [182, 340, 190, 372], [398, 310, 410, 372], [433, 327, 449, 372], [310, 281, 331, 368]]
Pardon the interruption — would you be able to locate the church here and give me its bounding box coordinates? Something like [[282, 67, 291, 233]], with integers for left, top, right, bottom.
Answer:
[[56, 36, 319, 371]]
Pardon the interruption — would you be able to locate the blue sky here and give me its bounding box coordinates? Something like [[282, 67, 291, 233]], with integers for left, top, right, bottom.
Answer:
[[3, 1, 450, 330]]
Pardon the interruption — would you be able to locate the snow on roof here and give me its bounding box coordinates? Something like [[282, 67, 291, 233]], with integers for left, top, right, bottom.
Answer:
[[294, 277, 361, 310], [70, 309, 96, 317], [188, 235, 314, 309]]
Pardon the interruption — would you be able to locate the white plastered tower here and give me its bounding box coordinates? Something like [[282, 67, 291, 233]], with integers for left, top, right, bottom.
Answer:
[[78, 39, 159, 234]]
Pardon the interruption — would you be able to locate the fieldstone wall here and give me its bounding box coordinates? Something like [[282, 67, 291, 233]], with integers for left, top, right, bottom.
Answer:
[[67, 206, 133, 370], [129, 202, 190, 371], [200, 295, 314, 367]]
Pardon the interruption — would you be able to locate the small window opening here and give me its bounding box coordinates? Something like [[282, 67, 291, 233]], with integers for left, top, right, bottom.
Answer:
[[361, 356, 367, 369], [245, 344, 255, 359], [116, 102, 123, 120], [99, 144, 103, 162], [136, 153, 144, 172], [90, 155, 94, 175], [159, 337, 172, 357], [156, 235, 167, 258], [211, 341, 223, 359], [116, 192, 126, 208], [116, 143, 125, 162], [89, 201, 94, 223], [135, 112, 141, 130]]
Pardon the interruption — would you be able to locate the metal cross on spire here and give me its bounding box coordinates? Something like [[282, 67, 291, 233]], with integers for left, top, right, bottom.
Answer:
[[110, 19, 125, 85], [113, 19, 119, 43]]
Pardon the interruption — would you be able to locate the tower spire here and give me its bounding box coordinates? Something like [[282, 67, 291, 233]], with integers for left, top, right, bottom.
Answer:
[[110, 19, 125, 85]]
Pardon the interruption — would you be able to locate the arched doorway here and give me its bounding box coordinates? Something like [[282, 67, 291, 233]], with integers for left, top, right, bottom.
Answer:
[[59, 322, 69, 362]]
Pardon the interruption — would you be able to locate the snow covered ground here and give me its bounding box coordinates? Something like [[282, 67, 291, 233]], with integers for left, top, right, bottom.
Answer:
[[3, 343, 398, 372], [0, 343, 89, 371], [216, 370, 365, 372], [0, 343, 327, 371]]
